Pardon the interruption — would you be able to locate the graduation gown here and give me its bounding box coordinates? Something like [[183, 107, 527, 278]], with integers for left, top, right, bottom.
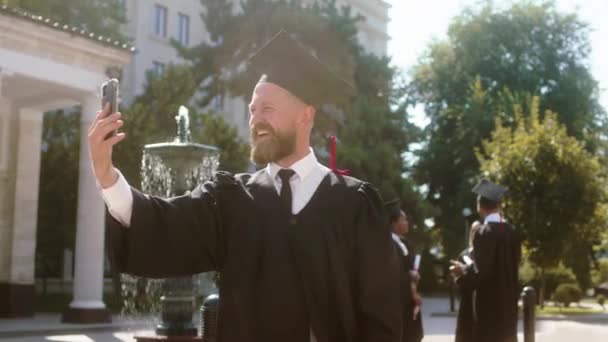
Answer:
[[401, 239, 424, 342], [395, 239, 423, 342], [454, 222, 521, 342], [455, 248, 474, 342], [106, 170, 402, 342]]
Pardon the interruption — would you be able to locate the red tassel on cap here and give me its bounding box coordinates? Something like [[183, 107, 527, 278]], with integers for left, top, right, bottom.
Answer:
[[329, 135, 350, 176]]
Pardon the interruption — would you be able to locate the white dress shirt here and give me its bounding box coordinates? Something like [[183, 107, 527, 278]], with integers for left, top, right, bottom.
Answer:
[[484, 212, 505, 224], [101, 169, 133, 226], [101, 149, 330, 226], [391, 233, 409, 256], [266, 150, 330, 215]]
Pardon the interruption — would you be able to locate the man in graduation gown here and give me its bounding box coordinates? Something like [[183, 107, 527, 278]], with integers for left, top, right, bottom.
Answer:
[[386, 200, 424, 342], [87, 30, 402, 342], [454, 221, 481, 342], [450, 180, 521, 342]]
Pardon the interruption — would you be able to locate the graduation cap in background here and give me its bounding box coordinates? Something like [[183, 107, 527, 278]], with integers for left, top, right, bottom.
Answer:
[[247, 30, 355, 109], [472, 179, 508, 202], [384, 198, 402, 223]]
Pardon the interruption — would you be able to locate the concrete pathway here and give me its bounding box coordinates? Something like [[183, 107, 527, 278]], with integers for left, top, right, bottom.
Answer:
[[1, 297, 607, 341]]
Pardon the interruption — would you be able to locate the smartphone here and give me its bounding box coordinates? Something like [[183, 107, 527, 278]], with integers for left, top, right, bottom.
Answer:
[[101, 78, 119, 137]]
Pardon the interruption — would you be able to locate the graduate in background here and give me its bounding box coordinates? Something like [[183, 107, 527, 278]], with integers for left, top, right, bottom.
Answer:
[[453, 220, 481, 342], [450, 180, 521, 342], [386, 200, 424, 342], [88, 30, 402, 342]]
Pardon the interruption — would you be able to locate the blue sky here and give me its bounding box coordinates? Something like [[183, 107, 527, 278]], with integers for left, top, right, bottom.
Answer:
[[386, 0, 608, 127]]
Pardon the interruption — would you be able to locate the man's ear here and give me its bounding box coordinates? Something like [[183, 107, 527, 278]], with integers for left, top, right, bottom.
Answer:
[[304, 105, 316, 126]]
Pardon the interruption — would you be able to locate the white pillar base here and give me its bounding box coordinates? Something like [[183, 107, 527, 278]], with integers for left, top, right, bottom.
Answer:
[[63, 94, 111, 324], [69, 300, 107, 309]]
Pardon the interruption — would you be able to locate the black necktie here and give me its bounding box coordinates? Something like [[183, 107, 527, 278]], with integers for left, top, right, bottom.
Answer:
[[278, 169, 295, 214]]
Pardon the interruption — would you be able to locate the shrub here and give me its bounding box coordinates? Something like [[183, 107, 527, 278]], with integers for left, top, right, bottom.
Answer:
[[519, 261, 577, 299], [553, 283, 582, 308], [597, 294, 606, 309], [591, 258, 608, 287]]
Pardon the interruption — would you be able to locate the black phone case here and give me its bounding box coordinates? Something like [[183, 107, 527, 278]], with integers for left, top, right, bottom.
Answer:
[[101, 79, 119, 116]]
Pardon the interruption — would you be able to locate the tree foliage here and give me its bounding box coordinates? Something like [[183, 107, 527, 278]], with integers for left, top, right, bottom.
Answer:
[[36, 110, 80, 278], [411, 1, 603, 138], [114, 65, 250, 187], [592, 258, 608, 287], [410, 1, 605, 258], [478, 95, 607, 296]]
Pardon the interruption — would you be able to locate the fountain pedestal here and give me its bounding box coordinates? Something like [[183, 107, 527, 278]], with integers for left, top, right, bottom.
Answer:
[[134, 336, 202, 342], [132, 106, 220, 341]]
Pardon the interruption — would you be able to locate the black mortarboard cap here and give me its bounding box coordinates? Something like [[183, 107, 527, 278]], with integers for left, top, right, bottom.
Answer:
[[472, 179, 508, 202], [248, 30, 354, 108], [384, 198, 402, 223]]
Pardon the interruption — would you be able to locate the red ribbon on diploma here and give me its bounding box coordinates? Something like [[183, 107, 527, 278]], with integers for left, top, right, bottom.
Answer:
[[329, 136, 350, 176]]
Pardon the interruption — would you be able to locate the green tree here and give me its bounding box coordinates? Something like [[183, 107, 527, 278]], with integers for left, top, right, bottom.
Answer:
[[191, 112, 250, 173], [36, 110, 80, 285], [592, 258, 608, 287], [413, 79, 497, 257], [3, 0, 128, 41], [477, 96, 606, 303], [114, 65, 250, 187], [410, 1, 605, 260]]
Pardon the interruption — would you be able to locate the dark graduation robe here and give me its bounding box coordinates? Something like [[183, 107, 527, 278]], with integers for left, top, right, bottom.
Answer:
[[401, 239, 423, 342], [393, 238, 423, 342], [454, 222, 521, 342], [106, 170, 402, 342], [455, 248, 474, 342]]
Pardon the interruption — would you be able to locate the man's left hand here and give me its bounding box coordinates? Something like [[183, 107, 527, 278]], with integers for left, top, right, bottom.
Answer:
[[449, 260, 465, 278]]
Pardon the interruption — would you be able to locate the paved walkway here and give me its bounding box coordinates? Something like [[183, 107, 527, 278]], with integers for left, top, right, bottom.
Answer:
[[0, 314, 154, 339], [1, 297, 607, 341], [422, 297, 608, 342]]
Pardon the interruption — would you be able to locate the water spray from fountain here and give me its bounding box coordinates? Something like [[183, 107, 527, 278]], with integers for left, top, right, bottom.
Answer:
[[120, 105, 220, 341]]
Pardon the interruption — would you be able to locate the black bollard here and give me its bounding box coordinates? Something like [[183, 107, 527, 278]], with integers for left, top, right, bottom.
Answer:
[[521, 286, 536, 342], [449, 281, 455, 312], [200, 294, 219, 342]]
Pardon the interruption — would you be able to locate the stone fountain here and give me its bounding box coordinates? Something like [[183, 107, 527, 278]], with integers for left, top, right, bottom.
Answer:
[[141, 105, 220, 197], [132, 105, 220, 341]]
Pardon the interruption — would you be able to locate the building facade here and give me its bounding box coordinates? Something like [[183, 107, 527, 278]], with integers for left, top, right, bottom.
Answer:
[[121, 0, 390, 140]]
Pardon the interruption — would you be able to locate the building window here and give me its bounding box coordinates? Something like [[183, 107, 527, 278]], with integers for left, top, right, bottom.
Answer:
[[177, 13, 190, 46], [152, 61, 165, 76], [153, 4, 167, 37], [212, 94, 224, 111]]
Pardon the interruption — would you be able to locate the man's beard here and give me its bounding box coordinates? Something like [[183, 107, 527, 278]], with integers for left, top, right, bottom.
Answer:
[[250, 122, 296, 165]]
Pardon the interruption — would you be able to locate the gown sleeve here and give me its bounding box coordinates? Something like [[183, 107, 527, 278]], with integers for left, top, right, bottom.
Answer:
[[354, 183, 402, 342], [472, 226, 498, 288], [105, 172, 234, 279], [456, 249, 477, 291]]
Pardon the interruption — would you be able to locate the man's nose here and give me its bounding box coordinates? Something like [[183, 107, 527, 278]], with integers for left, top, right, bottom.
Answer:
[[249, 110, 259, 124], [249, 112, 266, 127]]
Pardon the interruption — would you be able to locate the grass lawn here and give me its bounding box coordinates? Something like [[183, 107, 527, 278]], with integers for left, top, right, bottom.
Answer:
[[537, 305, 604, 316]]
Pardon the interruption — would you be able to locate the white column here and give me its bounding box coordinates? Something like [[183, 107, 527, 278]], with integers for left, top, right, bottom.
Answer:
[[0, 98, 13, 284], [9, 107, 43, 285], [69, 94, 106, 310]]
